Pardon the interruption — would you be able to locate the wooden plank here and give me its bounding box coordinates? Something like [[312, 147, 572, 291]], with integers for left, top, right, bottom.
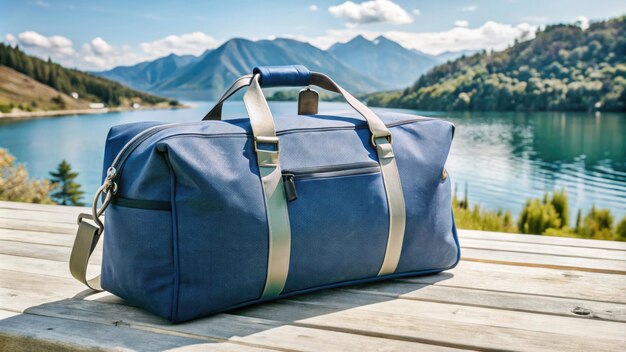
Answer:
[[459, 229, 626, 251], [3, 265, 625, 326], [0, 240, 102, 263], [340, 281, 626, 322], [0, 269, 108, 313], [283, 291, 626, 341], [0, 253, 100, 279], [462, 247, 626, 274], [0, 228, 74, 247], [460, 237, 626, 261], [0, 208, 79, 224], [0, 309, 270, 352], [0, 200, 86, 214], [232, 297, 625, 352], [407, 261, 626, 304], [0, 218, 75, 235], [23, 299, 461, 352]]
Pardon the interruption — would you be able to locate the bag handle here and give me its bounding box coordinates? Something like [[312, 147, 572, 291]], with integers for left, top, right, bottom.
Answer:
[[203, 65, 391, 144]]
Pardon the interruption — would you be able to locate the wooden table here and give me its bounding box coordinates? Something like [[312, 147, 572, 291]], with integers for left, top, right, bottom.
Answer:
[[1, 200, 625, 351]]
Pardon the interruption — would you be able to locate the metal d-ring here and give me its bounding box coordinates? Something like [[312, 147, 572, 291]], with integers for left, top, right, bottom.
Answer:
[[76, 179, 116, 235]]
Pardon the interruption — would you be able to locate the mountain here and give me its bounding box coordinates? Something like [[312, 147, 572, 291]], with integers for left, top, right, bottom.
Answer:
[[94, 51, 209, 91], [366, 16, 626, 112], [0, 65, 91, 112], [0, 43, 168, 110], [152, 38, 389, 98], [329, 35, 440, 87]]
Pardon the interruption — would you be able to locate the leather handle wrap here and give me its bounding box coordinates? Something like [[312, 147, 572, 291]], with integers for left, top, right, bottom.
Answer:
[[253, 65, 311, 87]]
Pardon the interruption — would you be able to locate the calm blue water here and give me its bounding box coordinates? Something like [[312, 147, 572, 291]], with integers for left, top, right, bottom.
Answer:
[[0, 102, 624, 220]]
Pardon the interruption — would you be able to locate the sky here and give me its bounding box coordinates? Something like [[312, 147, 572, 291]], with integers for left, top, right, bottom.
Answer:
[[2, 0, 625, 71]]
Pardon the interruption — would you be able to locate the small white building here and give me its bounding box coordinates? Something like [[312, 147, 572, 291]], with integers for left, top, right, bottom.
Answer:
[[89, 103, 105, 109], [70, 92, 79, 99]]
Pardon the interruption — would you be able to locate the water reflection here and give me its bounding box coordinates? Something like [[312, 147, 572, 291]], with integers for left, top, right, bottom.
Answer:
[[432, 111, 626, 219]]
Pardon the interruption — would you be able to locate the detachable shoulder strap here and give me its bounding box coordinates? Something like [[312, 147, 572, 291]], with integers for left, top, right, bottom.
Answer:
[[70, 215, 103, 290]]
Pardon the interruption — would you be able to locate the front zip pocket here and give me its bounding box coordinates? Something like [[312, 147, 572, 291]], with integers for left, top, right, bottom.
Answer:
[[282, 162, 380, 201]]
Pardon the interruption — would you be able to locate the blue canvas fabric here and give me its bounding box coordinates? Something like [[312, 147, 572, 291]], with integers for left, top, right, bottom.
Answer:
[[100, 96, 459, 324]]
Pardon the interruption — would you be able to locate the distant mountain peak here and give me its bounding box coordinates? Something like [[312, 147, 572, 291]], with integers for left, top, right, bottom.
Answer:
[[329, 34, 440, 88], [372, 35, 393, 45], [352, 34, 369, 42]]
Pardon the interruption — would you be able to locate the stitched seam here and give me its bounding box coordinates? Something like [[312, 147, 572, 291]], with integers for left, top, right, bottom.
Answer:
[[164, 151, 181, 322]]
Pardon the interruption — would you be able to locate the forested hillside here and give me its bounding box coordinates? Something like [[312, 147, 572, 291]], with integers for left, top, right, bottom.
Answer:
[[367, 16, 626, 112], [0, 43, 166, 107]]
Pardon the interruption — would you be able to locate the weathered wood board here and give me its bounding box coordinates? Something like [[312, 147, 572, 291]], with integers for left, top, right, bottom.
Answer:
[[1, 201, 625, 351]]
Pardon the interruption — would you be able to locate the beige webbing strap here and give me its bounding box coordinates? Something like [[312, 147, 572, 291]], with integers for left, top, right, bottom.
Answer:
[[374, 137, 407, 275], [204, 74, 253, 120], [244, 75, 292, 298], [69, 219, 103, 291]]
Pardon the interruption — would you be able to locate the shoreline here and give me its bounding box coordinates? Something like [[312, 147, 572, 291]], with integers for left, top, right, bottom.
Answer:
[[0, 104, 190, 122]]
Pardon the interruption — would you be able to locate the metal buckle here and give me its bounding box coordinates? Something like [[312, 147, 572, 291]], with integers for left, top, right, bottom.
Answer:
[[371, 134, 392, 147], [254, 136, 280, 152], [76, 177, 117, 235]]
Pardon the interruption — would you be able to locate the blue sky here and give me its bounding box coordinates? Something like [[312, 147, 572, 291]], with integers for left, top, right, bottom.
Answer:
[[2, 0, 625, 70]]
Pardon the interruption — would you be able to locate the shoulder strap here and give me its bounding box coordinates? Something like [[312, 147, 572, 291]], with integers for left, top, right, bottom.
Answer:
[[69, 215, 103, 290]]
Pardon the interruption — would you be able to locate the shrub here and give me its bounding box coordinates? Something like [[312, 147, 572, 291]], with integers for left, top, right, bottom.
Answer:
[[578, 206, 614, 240], [0, 104, 11, 113], [518, 198, 561, 234], [452, 190, 515, 233], [616, 216, 626, 241], [550, 189, 569, 227], [0, 148, 54, 204]]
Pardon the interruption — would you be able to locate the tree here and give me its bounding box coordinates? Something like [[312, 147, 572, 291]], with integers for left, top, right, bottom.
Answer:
[[49, 160, 84, 206]]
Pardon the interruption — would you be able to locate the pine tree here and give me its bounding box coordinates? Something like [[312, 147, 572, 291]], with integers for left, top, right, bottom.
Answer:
[[49, 160, 84, 206]]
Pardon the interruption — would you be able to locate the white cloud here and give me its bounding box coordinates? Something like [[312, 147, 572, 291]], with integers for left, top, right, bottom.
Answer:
[[79, 37, 142, 70], [5, 30, 221, 70], [461, 5, 478, 12], [575, 16, 589, 30], [328, 0, 413, 27], [17, 31, 75, 56], [308, 4, 318, 11], [454, 20, 469, 27], [86, 37, 113, 55], [412, 9, 420, 15], [295, 21, 536, 55], [4, 34, 17, 46], [139, 32, 219, 57]]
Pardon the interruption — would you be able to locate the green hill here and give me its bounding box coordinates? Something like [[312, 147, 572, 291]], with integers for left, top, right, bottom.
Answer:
[[366, 16, 626, 112], [0, 43, 168, 109]]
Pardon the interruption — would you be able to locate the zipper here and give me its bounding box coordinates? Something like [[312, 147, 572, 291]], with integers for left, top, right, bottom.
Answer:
[[112, 196, 172, 210], [107, 116, 431, 183], [282, 162, 380, 201]]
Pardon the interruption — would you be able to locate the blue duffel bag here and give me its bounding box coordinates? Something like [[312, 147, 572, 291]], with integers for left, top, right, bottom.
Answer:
[[70, 65, 460, 323]]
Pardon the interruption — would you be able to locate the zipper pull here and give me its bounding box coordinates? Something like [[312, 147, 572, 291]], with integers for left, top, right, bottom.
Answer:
[[282, 173, 298, 202]]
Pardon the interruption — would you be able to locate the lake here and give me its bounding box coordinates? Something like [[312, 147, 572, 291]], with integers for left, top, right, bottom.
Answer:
[[0, 102, 624, 221]]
